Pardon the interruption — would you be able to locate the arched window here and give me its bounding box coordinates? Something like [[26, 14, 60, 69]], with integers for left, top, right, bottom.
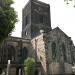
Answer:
[[51, 42, 56, 60], [22, 47, 28, 61], [7, 45, 15, 61], [62, 43, 67, 62]]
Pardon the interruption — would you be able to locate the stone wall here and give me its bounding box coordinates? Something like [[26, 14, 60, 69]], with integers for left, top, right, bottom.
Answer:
[[43, 27, 73, 74], [0, 37, 31, 65], [31, 28, 73, 75], [64, 63, 72, 74], [31, 33, 47, 75], [9, 67, 16, 75]]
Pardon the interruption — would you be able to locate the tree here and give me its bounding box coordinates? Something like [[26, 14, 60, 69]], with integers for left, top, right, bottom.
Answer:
[[24, 57, 36, 75], [64, 0, 75, 7], [0, 0, 17, 43]]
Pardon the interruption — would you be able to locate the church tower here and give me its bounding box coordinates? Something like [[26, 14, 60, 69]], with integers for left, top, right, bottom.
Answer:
[[22, 0, 52, 39]]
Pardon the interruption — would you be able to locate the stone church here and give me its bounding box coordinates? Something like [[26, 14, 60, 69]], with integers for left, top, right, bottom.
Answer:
[[0, 0, 75, 75]]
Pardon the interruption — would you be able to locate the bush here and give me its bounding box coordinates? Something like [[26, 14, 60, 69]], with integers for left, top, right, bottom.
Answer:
[[24, 57, 36, 75]]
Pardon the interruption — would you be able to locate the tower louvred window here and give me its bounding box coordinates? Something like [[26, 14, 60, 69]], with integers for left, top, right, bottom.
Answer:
[[39, 15, 43, 23]]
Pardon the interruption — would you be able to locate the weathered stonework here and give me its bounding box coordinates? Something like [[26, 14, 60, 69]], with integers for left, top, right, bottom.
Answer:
[[22, 0, 51, 39], [43, 27, 73, 74], [0, 0, 75, 75], [31, 33, 47, 75], [31, 27, 74, 75], [0, 37, 33, 75]]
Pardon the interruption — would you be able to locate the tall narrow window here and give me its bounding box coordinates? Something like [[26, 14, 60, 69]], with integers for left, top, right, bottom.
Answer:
[[51, 42, 56, 60], [39, 15, 43, 23], [7, 45, 15, 61], [22, 47, 28, 63], [25, 15, 29, 25], [62, 43, 67, 62]]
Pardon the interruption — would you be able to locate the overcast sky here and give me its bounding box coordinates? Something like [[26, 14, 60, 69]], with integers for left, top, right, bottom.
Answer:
[[11, 0, 75, 45]]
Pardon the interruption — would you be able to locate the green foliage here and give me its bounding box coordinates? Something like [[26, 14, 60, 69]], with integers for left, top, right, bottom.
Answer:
[[24, 57, 36, 75], [0, 0, 17, 43], [5, 0, 14, 5], [64, 0, 75, 7]]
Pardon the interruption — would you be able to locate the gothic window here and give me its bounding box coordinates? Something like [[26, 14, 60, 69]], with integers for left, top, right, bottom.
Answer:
[[62, 43, 67, 62], [7, 45, 15, 61], [51, 42, 56, 60]]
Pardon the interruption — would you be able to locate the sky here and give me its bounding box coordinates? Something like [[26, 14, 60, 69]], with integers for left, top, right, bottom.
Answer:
[[11, 0, 75, 45]]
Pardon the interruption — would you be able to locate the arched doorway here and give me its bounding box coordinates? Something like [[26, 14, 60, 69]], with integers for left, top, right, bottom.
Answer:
[[35, 69, 39, 75]]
